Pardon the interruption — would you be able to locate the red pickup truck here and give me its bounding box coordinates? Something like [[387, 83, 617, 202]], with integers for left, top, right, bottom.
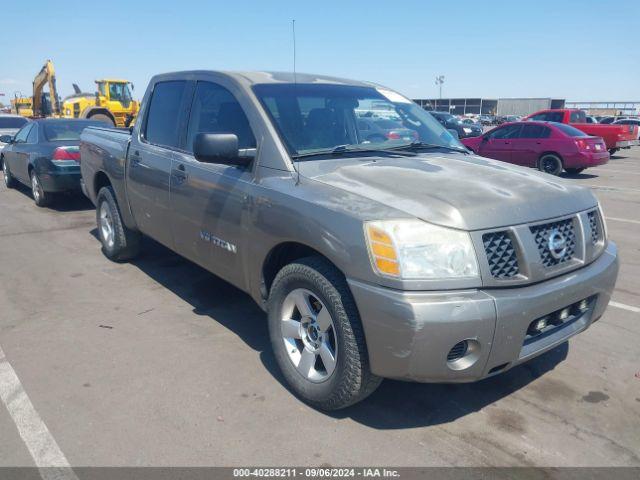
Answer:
[[524, 109, 639, 155]]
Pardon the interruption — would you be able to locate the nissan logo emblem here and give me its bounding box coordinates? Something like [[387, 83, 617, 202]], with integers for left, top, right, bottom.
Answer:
[[548, 229, 568, 260]]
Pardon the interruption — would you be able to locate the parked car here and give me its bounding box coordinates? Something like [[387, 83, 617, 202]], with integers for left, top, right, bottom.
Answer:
[[80, 71, 618, 410], [478, 115, 495, 125], [0, 115, 29, 160], [613, 118, 640, 139], [525, 109, 638, 155], [586, 116, 599, 124], [1, 118, 106, 206], [427, 111, 483, 138], [462, 121, 609, 175], [357, 117, 418, 143]]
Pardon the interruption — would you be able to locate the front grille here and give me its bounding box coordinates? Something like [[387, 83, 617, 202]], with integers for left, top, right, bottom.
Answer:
[[483, 231, 519, 279], [587, 211, 600, 245], [447, 341, 468, 362], [530, 218, 576, 267]]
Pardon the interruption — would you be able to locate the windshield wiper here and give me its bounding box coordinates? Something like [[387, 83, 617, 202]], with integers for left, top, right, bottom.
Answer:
[[291, 144, 416, 159], [393, 141, 470, 154]]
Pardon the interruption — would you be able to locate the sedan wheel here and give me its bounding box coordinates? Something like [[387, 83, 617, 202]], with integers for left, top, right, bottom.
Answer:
[[538, 154, 563, 176], [30, 171, 51, 207], [3, 160, 16, 188]]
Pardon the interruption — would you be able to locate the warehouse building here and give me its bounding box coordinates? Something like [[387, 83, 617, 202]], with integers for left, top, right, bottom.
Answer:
[[413, 97, 565, 116]]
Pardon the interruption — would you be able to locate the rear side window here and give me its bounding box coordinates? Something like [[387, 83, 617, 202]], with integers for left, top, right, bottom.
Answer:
[[552, 123, 588, 137], [27, 124, 38, 143], [569, 111, 586, 123], [144, 81, 188, 148], [520, 124, 551, 138], [529, 111, 564, 122], [185, 81, 256, 152], [13, 124, 32, 143]]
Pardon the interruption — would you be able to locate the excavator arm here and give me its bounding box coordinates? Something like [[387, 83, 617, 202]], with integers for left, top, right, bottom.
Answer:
[[32, 60, 60, 117]]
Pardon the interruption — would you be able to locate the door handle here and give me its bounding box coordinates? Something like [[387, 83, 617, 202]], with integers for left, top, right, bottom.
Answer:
[[130, 150, 141, 164], [172, 164, 188, 183]]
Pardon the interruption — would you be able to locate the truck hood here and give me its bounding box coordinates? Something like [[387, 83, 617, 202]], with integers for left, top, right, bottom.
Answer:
[[301, 153, 597, 231]]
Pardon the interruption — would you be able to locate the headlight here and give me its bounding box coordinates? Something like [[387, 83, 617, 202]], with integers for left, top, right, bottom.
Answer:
[[364, 220, 479, 279], [463, 127, 472, 134]]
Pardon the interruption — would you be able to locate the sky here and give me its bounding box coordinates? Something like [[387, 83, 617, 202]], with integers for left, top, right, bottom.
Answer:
[[1, 0, 639, 103]]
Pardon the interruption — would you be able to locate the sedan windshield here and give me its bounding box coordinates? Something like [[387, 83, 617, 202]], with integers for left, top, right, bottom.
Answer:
[[253, 84, 463, 157]]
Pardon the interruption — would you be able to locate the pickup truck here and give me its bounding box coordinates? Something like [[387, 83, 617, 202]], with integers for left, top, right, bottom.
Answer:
[[80, 71, 619, 410], [525, 109, 639, 155]]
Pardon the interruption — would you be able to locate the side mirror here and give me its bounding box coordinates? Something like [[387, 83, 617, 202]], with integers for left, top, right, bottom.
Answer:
[[0, 135, 13, 144], [194, 133, 251, 166], [447, 128, 459, 139]]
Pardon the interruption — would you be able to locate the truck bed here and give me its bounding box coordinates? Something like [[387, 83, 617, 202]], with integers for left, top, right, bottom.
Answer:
[[79, 126, 131, 206]]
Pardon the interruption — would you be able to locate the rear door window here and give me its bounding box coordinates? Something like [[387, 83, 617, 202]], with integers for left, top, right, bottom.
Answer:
[[529, 112, 565, 122], [144, 81, 188, 148], [521, 124, 551, 138]]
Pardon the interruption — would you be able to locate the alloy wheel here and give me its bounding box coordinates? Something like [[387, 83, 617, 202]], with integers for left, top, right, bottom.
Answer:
[[280, 288, 337, 383], [99, 201, 115, 249]]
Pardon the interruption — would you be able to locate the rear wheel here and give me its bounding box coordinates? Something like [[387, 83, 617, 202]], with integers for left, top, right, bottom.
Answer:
[[89, 113, 115, 127], [608, 148, 618, 156], [538, 154, 563, 176], [267, 256, 382, 410], [2, 159, 16, 188], [566, 167, 585, 175], [96, 186, 141, 261], [30, 170, 52, 207]]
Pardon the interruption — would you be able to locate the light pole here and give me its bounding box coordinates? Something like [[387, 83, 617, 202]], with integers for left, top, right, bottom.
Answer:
[[435, 75, 444, 100]]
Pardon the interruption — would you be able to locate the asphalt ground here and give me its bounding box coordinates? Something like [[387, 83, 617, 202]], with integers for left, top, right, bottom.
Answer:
[[0, 147, 638, 470]]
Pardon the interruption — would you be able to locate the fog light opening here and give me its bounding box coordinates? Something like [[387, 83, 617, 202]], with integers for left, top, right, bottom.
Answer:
[[446, 339, 481, 371]]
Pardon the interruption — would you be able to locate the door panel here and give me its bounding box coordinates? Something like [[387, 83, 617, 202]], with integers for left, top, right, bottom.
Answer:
[[480, 138, 512, 162], [126, 143, 174, 246]]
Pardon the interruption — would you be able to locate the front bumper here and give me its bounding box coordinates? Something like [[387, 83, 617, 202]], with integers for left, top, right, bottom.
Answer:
[[348, 241, 618, 383]]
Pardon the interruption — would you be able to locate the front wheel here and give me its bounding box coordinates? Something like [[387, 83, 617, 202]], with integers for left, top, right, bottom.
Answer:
[[538, 154, 563, 176], [3, 159, 16, 188], [30, 170, 52, 207], [96, 186, 140, 261], [89, 113, 115, 127], [267, 257, 382, 410]]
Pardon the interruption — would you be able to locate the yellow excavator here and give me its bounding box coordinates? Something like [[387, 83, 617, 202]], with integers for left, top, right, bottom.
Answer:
[[11, 60, 139, 127], [11, 60, 60, 118]]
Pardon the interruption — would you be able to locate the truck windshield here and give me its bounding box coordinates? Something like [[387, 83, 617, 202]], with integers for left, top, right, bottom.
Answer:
[[253, 84, 462, 157]]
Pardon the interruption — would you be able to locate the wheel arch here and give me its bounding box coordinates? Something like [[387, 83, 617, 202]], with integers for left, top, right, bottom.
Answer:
[[538, 151, 564, 164], [93, 170, 113, 199], [261, 242, 343, 300]]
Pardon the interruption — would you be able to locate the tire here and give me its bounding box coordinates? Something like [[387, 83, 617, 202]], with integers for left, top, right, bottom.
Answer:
[[267, 256, 382, 410], [608, 148, 618, 156], [30, 170, 52, 207], [2, 158, 16, 188], [96, 186, 141, 261], [566, 167, 585, 175], [538, 153, 563, 176], [89, 113, 115, 127]]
